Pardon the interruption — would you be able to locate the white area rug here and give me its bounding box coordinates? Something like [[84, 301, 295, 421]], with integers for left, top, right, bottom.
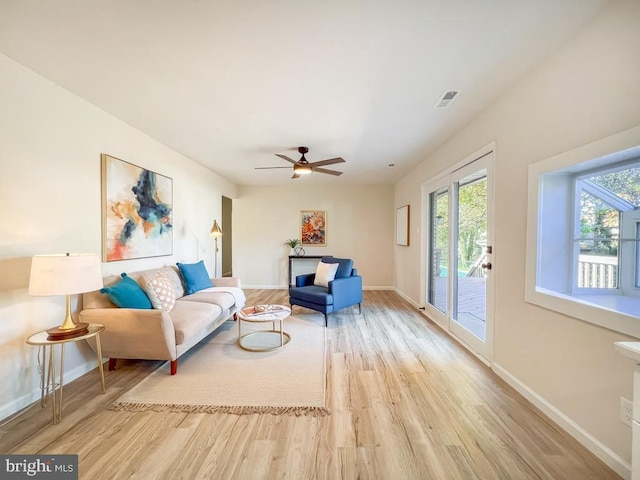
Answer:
[[110, 315, 328, 416]]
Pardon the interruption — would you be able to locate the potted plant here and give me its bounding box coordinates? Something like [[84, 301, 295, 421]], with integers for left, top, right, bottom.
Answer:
[[284, 239, 305, 256]]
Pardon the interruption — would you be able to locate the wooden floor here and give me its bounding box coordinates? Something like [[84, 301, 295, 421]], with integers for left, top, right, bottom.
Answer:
[[1, 290, 621, 479]]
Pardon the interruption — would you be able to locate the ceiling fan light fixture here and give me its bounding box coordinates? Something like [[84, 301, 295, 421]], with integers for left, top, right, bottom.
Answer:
[[294, 164, 312, 175], [258, 146, 344, 178]]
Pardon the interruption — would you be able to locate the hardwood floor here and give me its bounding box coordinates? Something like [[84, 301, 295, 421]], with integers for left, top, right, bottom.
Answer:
[[1, 290, 621, 479]]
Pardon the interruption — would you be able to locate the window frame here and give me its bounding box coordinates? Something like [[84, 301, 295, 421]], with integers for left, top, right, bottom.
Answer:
[[621, 209, 640, 296], [525, 125, 640, 338], [571, 178, 623, 294]]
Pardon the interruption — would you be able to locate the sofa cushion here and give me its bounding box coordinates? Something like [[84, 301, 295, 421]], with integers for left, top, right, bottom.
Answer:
[[170, 300, 222, 345], [143, 271, 176, 312], [314, 261, 339, 288], [177, 261, 213, 294], [99, 273, 152, 309], [289, 285, 333, 306], [180, 287, 245, 311]]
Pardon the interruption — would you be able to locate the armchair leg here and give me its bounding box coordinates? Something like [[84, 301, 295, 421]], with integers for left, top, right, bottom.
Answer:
[[170, 359, 178, 375], [358, 303, 362, 315], [108, 358, 117, 371], [324, 313, 328, 327]]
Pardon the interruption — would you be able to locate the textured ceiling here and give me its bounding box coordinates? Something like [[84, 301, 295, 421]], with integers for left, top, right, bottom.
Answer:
[[0, 0, 611, 185]]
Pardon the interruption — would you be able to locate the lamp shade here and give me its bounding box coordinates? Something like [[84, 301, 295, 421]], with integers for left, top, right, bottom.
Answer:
[[28, 253, 103, 296], [210, 220, 223, 237]]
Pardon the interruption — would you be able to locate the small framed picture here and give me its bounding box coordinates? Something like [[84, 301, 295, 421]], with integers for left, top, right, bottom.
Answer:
[[396, 205, 410, 246], [300, 210, 327, 246]]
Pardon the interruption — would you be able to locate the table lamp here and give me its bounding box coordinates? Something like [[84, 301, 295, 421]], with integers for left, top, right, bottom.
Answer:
[[210, 220, 223, 277], [28, 253, 103, 340]]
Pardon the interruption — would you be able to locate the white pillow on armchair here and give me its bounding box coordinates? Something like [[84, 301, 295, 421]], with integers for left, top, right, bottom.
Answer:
[[314, 261, 339, 288]]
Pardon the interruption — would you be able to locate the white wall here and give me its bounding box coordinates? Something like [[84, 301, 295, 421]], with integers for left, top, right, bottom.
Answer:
[[233, 185, 393, 288], [0, 54, 237, 420], [395, 2, 640, 474]]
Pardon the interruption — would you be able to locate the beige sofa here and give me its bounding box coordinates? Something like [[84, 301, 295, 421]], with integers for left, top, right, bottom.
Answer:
[[80, 266, 245, 374]]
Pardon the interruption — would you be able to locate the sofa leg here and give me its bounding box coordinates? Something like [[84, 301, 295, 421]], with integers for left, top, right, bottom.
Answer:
[[324, 313, 328, 327], [358, 303, 362, 315], [108, 358, 117, 371], [170, 359, 178, 375]]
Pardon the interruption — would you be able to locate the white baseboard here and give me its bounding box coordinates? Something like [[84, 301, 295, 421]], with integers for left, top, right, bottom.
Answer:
[[492, 363, 631, 480], [0, 359, 101, 424], [393, 287, 420, 308]]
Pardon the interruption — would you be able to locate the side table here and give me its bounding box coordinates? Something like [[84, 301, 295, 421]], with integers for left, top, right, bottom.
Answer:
[[237, 305, 291, 352], [26, 323, 106, 424]]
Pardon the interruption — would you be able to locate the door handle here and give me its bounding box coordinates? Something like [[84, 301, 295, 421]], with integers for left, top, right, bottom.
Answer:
[[481, 263, 492, 270]]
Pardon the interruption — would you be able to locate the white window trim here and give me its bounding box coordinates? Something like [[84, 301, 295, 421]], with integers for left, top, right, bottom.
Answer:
[[621, 209, 640, 297], [525, 124, 640, 338]]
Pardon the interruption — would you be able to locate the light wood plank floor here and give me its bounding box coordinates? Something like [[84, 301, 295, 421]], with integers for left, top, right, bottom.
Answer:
[[1, 290, 621, 479]]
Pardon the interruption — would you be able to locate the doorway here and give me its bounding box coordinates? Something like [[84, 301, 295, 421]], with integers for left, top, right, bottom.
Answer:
[[221, 196, 233, 277], [424, 150, 494, 361]]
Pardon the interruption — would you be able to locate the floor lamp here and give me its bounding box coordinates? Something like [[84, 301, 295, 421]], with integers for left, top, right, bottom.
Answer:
[[210, 220, 223, 277]]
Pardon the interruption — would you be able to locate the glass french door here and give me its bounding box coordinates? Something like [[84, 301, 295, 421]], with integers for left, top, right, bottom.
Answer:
[[424, 153, 494, 361], [428, 186, 449, 315]]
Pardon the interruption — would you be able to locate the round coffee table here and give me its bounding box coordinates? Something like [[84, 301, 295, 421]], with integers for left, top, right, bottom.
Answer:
[[237, 305, 291, 352]]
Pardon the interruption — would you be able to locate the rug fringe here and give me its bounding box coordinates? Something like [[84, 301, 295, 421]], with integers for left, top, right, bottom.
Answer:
[[109, 402, 330, 417]]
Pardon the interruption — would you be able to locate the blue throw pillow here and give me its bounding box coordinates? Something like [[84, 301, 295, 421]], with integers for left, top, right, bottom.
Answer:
[[177, 260, 213, 294], [100, 273, 152, 309]]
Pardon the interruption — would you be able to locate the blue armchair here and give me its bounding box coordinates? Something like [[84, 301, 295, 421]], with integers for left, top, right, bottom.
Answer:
[[289, 257, 363, 327]]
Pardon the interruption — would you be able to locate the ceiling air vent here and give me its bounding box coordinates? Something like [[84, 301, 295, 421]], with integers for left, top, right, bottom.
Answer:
[[434, 90, 459, 109]]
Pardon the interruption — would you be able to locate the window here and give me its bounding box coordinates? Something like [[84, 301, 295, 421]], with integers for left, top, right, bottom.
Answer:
[[525, 125, 640, 337], [575, 167, 640, 292]]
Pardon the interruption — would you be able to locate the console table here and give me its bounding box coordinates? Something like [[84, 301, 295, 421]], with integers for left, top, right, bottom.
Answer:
[[288, 255, 331, 287]]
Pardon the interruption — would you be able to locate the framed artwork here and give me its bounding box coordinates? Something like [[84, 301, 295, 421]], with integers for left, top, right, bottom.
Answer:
[[101, 154, 173, 262], [396, 205, 410, 246], [300, 210, 327, 246]]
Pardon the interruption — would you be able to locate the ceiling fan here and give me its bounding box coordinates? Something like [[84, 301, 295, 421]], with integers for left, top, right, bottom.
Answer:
[[255, 146, 345, 179]]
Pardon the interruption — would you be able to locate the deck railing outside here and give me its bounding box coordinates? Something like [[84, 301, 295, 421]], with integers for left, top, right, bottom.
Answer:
[[578, 254, 617, 288]]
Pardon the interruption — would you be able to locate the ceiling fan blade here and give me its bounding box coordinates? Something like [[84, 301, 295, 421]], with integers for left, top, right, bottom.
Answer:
[[275, 154, 298, 164], [308, 157, 345, 168], [313, 167, 343, 176], [255, 166, 291, 169]]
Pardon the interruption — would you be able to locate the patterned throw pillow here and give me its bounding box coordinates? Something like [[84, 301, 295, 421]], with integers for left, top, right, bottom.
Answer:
[[145, 272, 176, 312]]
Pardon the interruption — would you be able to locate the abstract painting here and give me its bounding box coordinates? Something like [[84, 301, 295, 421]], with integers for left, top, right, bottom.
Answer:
[[300, 210, 327, 246], [101, 154, 173, 262]]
